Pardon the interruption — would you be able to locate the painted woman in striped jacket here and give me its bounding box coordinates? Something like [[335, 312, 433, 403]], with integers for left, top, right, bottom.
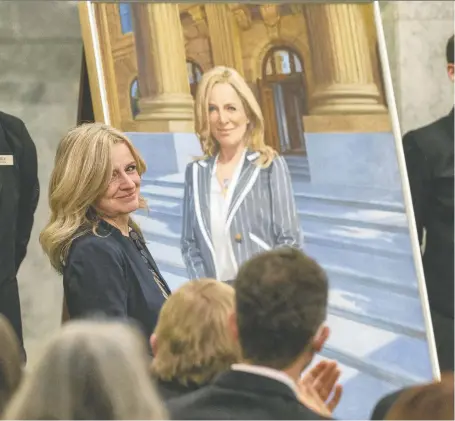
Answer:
[[181, 66, 302, 282]]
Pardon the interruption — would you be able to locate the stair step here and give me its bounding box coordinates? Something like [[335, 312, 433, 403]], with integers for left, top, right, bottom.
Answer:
[[159, 271, 188, 292], [298, 198, 406, 229], [283, 155, 310, 165], [152, 251, 432, 389], [141, 178, 404, 214], [135, 211, 417, 291], [305, 243, 416, 291], [288, 165, 310, 175], [322, 314, 431, 383], [293, 182, 404, 212], [303, 220, 412, 258], [157, 258, 425, 336], [309, 354, 397, 420], [135, 208, 412, 259], [143, 199, 406, 234], [143, 235, 424, 336]]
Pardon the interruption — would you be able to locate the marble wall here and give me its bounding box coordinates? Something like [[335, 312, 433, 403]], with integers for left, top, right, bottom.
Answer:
[[0, 1, 82, 364], [0, 1, 452, 365], [381, 1, 454, 134]]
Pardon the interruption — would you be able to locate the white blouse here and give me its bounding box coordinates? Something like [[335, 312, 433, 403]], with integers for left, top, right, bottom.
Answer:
[[210, 149, 246, 281]]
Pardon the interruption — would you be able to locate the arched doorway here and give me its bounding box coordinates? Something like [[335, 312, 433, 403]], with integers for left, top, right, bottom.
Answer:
[[186, 60, 203, 99], [258, 47, 308, 154]]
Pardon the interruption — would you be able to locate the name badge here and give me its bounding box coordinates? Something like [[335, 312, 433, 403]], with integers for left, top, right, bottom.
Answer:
[[0, 155, 14, 166]]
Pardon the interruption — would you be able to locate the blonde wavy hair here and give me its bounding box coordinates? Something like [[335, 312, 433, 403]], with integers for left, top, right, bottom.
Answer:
[[151, 278, 240, 386], [40, 123, 147, 274], [3, 320, 167, 420], [195, 66, 277, 167]]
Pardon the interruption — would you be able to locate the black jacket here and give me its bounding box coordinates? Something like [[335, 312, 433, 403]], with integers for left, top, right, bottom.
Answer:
[[168, 369, 330, 420], [0, 111, 39, 349], [155, 378, 203, 401], [403, 108, 454, 319], [0, 111, 39, 282], [63, 220, 171, 339]]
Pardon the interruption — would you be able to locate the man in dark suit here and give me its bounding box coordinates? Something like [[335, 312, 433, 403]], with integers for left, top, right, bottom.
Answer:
[[0, 111, 39, 359], [370, 34, 454, 421], [168, 248, 341, 420], [403, 34, 454, 373]]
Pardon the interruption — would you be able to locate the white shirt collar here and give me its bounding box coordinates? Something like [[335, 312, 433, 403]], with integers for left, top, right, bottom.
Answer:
[[231, 363, 300, 397]]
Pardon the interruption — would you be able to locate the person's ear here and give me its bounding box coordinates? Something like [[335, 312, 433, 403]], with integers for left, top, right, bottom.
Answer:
[[311, 324, 330, 353], [447, 63, 454, 82], [150, 333, 158, 356]]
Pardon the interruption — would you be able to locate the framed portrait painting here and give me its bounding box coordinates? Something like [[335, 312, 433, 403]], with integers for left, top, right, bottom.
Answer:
[[78, 1, 439, 418]]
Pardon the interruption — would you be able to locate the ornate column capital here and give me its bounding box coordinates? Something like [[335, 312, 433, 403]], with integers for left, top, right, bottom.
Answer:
[[260, 4, 281, 40], [304, 3, 387, 115], [187, 5, 208, 37], [131, 3, 194, 132], [228, 4, 252, 31], [205, 4, 244, 75]]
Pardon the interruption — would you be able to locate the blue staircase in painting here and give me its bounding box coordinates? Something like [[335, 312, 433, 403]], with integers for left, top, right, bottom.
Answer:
[[136, 154, 432, 420]]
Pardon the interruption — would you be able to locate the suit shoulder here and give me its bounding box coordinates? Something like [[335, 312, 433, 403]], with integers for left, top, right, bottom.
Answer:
[[269, 154, 291, 172], [69, 229, 123, 261], [0, 111, 26, 132], [404, 114, 450, 148]]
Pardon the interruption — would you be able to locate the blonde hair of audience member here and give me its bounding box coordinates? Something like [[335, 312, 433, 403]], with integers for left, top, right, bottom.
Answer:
[[39, 123, 147, 274], [3, 320, 167, 420], [150, 279, 240, 386], [385, 372, 454, 420], [194, 66, 277, 167], [0, 315, 22, 414]]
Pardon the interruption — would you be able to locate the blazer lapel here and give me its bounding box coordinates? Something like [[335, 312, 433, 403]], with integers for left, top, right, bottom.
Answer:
[[226, 150, 261, 229], [195, 157, 215, 241]]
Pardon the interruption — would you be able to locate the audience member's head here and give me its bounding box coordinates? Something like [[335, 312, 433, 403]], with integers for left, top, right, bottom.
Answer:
[[446, 34, 454, 81], [232, 248, 329, 374], [3, 320, 167, 420], [385, 372, 454, 420], [0, 315, 22, 414], [40, 123, 147, 274], [151, 278, 240, 387]]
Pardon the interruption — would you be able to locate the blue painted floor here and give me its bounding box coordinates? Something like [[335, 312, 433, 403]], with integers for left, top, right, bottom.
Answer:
[[136, 155, 434, 420]]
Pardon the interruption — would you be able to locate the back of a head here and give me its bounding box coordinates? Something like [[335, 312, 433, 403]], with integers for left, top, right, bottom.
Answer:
[[385, 372, 454, 420], [3, 320, 167, 420], [446, 35, 454, 64], [0, 315, 22, 414], [151, 278, 239, 385], [234, 248, 328, 369]]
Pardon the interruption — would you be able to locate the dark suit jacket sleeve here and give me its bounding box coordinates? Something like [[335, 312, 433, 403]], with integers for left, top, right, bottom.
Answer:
[[15, 120, 39, 271], [403, 131, 431, 245], [65, 239, 128, 317]]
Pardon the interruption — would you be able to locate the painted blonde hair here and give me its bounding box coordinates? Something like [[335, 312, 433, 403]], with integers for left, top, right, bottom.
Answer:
[[3, 320, 167, 420], [151, 278, 241, 386], [195, 66, 277, 167], [40, 123, 147, 274]]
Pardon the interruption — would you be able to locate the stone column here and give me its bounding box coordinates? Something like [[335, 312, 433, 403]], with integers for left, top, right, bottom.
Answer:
[[131, 3, 194, 132], [204, 4, 244, 75], [304, 3, 386, 114]]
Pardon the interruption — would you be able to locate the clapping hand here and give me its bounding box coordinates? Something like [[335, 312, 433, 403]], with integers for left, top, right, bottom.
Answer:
[[297, 359, 343, 418]]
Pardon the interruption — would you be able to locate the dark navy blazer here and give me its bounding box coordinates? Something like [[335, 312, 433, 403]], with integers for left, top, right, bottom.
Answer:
[[63, 220, 170, 338]]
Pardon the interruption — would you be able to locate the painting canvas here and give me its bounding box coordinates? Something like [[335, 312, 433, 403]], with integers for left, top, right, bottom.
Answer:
[[78, 1, 439, 418]]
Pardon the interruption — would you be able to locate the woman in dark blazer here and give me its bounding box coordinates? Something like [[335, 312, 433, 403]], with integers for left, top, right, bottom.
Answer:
[[40, 123, 170, 339]]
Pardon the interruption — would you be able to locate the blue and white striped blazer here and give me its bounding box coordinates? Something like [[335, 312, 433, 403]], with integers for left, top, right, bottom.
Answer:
[[180, 149, 302, 280]]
